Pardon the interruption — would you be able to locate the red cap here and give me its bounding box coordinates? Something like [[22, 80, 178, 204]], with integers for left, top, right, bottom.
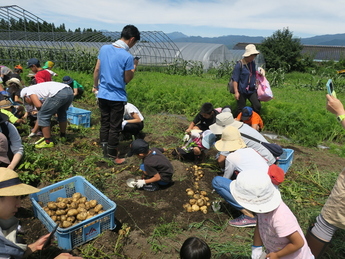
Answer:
[[268, 164, 285, 185]]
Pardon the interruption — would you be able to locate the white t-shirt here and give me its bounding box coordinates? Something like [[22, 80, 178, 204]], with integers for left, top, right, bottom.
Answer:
[[123, 103, 144, 121], [224, 147, 269, 179], [25, 82, 69, 101], [258, 201, 314, 259]]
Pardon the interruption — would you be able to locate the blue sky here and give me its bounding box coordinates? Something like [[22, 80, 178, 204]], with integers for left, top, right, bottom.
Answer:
[[2, 0, 344, 38]]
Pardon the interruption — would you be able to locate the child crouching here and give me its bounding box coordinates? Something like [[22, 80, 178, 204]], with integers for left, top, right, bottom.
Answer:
[[231, 170, 314, 259], [128, 139, 174, 191]]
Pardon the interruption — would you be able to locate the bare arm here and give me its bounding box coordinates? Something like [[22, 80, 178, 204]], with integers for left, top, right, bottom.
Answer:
[[125, 112, 142, 124], [29, 94, 42, 109], [234, 81, 240, 100], [326, 94, 345, 129], [185, 122, 196, 133], [93, 59, 100, 88], [266, 231, 304, 259], [143, 173, 161, 184], [253, 222, 263, 246]]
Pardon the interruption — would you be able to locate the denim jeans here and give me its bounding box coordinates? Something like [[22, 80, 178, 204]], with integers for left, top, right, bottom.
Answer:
[[38, 87, 74, 127], [98, 98, 124, 147], [212, 176, 244, 211]]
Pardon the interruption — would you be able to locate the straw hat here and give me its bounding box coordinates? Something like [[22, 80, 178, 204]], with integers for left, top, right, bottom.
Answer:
[[214, 126, 246, 152], [0, 168, 40, 196], [0, 133, 10, 165], [243, 44, 260, 57], [230, 170, 282, 213], [0, 100, 12, 109], [209, 112, 243, 135], [6, 78, 22, 88]]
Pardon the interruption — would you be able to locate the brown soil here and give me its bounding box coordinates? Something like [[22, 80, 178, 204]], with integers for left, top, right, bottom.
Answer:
[[18, 117, 345, 259]]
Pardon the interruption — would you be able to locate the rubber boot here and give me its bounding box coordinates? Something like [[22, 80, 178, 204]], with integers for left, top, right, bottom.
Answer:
[[305, 226, 330, 259], [107, 146, 126, 165], [100, 142, 108, 158]]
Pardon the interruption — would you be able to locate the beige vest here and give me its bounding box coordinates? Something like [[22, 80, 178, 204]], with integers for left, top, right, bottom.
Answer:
[[321, 168, 345, 229]]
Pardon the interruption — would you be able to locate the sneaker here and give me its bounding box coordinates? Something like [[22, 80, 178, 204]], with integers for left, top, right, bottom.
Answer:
[[35, 141, 55, 149], [228, 214, 256, 228], [143, 182, 160, 191]]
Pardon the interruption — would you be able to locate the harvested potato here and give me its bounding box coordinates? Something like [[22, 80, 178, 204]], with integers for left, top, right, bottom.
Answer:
[[193, 194, 200, 199], [62, 221, 73, 228], [77, 207, 87, 213], [51, 215, 57, 222], [94, 204, 103, 213], [78, 203, 86, 209], [197, 199, 205, 207], [69, 202, 78, 209], [191, 204, 200, 212], [87, 209, 96, 216], [56, 197, 64, 202], [185, 188, 192, 192], [67, 209, 78, 216], [56, 210, 66, 216], [77, 212, 88, 221], [67, 216, 75, 222], [78, 197, 87, 204], [89, 200, 97, 208], [200, 191, 207, 196], [97, 210, 105, 214], [72, 192, 81, 200], [187, 190, 194, 196], [189, 199, 197, 205], [60, 215, 67, 222], [47, 202, 57, 210], [57, 202, 67, 209]]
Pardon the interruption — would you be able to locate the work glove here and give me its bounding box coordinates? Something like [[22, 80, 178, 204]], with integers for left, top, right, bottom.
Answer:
[[183, 134, 190, 142], [135, 179, 146, 188], [251, 246, 263, 259], [258, 67, 266, 77], [190, 130, 201, 139], [121, 120, 128, 130]]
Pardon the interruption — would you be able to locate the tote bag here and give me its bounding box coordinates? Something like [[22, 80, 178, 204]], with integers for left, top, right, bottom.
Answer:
[[256, 72, 273, 102]]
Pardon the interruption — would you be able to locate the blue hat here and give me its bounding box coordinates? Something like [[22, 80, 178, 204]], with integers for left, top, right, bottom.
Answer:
[[241, 106, 253, 121], [63, 76, 73, 85], [201, 130, 216, 149], [27, 58, 40, 68]]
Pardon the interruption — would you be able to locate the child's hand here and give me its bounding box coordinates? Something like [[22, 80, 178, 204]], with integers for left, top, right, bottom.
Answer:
[[135, 179, 146, 188], [266, 252, 278, 258], [183, 134, 190, 142]]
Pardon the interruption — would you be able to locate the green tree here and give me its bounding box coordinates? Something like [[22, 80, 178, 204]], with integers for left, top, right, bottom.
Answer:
[[260, 28, 303, 72]]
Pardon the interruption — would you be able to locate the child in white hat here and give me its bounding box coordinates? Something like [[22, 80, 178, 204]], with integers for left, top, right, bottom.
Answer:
[[231, 170, 314, 259]]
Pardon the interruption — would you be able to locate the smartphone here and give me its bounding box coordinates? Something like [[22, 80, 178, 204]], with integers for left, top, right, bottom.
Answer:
[[327, 79, 337, 98], [43, 224, 58, 249]]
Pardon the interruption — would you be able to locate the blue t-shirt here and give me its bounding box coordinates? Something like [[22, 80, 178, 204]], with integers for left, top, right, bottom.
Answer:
[[231, 60, 256, 94], [97, 45, 134, 101]]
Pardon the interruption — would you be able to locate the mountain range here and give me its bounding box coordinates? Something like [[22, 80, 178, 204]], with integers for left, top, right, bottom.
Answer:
[[166, 32, 345, 49]]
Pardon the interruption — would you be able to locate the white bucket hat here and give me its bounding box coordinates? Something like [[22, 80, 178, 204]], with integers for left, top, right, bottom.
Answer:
[[230, 170, 282, 213], [201, 130, 216, 149], [214, 126, 246, 152], [209, 112, 243, 135], [6, 78, 22, 88], [243, 44, 260, 57]]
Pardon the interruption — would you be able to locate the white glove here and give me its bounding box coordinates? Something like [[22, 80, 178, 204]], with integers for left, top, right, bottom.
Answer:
[[251, 246, 263, 259], [135, 179, 146, 188], [258, 67, 266, 77], [183, 134, 190, 142], [121, 120, 128, 130], [190, 130, 201, 139]]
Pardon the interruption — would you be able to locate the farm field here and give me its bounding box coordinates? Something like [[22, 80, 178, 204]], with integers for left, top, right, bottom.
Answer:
[[14, 71, 345, 258]]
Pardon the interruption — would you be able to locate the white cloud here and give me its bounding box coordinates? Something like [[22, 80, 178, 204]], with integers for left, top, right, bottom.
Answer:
[[1, 0, 344, 37]]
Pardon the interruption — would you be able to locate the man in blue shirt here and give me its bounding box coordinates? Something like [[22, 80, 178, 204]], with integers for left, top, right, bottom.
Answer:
[[93, 25, 140, 164]]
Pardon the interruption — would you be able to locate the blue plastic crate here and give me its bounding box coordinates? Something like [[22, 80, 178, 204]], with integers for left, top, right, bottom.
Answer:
[[277, 148, 294, 173], [67, 107, 91, 128], [30, 176, 116, 250]]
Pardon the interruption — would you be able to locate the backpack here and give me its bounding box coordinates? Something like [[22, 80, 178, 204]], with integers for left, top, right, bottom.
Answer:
[[227, 60, 243, 94], [240, 132, 283, 158], [0, 122, 14, 161]]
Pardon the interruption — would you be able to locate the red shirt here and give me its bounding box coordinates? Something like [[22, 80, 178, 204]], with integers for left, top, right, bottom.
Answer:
[[35, 69, 52, 83]]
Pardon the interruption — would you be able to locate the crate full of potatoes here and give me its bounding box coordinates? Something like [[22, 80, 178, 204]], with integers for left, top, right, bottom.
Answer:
[[30, 176, 116, 250]]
